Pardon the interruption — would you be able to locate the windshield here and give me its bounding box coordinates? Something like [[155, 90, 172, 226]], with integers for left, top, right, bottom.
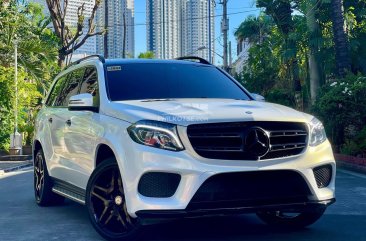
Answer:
[[106, 63, 251, 101]]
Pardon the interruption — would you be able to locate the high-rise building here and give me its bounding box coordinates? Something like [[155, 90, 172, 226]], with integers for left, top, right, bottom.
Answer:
[[96, 0, 135, 58], [146, 0, 181, 59], [33, 0, 97, 58], [181, 0, 215, 62], [147, 0, 215, 61]]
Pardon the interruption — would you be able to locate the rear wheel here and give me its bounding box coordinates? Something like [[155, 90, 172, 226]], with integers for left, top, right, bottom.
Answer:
[[86, 158, 142, 241], [256, 208, 326, 228], [34, 149, 64, 206]]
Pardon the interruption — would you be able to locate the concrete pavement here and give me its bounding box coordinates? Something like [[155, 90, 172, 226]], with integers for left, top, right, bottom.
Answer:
[[0, 169, 365, 241]]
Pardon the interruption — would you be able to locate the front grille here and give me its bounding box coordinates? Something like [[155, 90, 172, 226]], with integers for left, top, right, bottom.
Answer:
[[138, 172, 181, 198], [313, 165, 332, 188], [187, 170, 311, 210], [187, 121, 308, 160]]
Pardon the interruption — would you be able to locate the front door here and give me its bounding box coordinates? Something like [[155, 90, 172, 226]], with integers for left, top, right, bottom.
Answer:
[[62, 66, 101, 189]]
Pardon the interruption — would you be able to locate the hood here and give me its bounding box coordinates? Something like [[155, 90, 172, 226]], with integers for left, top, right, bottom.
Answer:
[[103, 99, 313, 126]]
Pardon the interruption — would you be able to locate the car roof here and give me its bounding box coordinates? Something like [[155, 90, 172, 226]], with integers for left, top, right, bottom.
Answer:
[[104, 58, 211, 66], [54, 57, 214, 82]]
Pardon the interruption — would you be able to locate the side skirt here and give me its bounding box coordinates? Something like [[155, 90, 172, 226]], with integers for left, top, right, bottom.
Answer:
[[51, 178, 86, 205]]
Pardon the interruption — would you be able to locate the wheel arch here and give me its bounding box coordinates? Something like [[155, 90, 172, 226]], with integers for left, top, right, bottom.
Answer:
[[94, 143, 118, 168], [32, 139, 53, 181], [33, 139, 43, 163]]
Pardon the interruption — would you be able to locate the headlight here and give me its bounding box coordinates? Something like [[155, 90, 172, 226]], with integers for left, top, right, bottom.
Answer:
[[309, 117, 327, 146], [127, 120, 184, 151]]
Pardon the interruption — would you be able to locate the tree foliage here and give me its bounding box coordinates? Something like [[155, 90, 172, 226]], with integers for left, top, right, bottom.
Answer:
[[0, 0, 59, 88], [257, 0, 302, 97], [235, 15, 273, 44], [138, 51, 155, 59], [0, 67, 14, 150], [45, 0, 104, 66], [0, 0, 58, 149], [313, 74, 366, 152]]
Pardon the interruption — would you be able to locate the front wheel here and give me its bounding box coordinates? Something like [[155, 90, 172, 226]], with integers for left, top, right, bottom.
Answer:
[[256, 208, 326, 228], [86, 158, 142, 241]]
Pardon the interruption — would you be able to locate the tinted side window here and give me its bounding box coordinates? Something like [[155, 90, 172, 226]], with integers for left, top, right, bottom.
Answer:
[[46, 75, 67, 107], [80, 67, 98, 96], [58, 68, 85, 107], [80, 67, 99, 106]]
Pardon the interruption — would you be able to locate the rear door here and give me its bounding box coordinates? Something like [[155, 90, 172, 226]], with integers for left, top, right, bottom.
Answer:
[[51, 68, 86, 182], [41, 74, 69, 178]]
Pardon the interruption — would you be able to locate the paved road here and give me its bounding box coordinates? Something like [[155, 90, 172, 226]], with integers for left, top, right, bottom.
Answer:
[[0, 169, 366, 241]]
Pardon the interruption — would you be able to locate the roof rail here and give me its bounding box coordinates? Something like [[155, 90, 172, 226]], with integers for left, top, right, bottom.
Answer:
[[64, 55, 105, 70], [175, 56, 211, 65]]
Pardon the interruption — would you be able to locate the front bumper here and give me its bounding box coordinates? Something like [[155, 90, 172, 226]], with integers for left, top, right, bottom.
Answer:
[[136, 198, 336, 223], [118, 127, 336, 218]]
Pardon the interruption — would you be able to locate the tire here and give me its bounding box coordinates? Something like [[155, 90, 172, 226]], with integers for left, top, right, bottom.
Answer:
[[86, 158, 142, 241], [34, 148, 65, 206], [256, 208, 326, 228]]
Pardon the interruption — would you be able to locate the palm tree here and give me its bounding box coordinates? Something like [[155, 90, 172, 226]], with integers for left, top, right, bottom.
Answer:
[[305, 0, 323, 103], [234, 15, 273, 45], [0, 1, 59, 91], [257, 0, 302, 109], [330, 0, 351, 77]]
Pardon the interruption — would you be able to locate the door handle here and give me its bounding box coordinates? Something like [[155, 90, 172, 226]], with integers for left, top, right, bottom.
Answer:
[[66, 120, 71, 126], [48, 118, 53, 123]]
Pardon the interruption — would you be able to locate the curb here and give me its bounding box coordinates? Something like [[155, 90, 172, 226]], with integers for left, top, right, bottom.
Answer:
[[335, 154, 366, 175], [337, 160, 366, 175], [0, 155, 32, 161], [0, 162, 33, 174]]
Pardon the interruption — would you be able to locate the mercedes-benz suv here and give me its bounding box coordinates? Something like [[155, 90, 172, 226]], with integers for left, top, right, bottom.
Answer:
[[33, 56, 336, 241]]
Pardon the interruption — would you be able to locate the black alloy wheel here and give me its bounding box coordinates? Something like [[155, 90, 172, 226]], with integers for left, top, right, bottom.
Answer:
[[34, 149, 64, 206], [86, 158, 142, 241], [34, 150, 45, 202]]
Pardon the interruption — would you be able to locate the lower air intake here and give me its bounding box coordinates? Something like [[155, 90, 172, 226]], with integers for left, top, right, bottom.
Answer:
[[313, 164, 332, 188], [138, 172, 181, 198], [188, 170, 311, 210]]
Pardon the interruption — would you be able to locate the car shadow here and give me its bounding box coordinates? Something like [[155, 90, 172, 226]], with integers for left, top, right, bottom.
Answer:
[[142, 214, 313, 241]]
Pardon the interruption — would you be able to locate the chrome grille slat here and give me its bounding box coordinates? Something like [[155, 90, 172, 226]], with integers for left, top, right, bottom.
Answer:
[[269, 145, 306, 152], [270, 143, 306, 148], [270, 131, 307, 137]]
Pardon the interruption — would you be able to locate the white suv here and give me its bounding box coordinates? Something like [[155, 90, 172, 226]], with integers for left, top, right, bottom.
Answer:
[[33, 56, 336, 241]]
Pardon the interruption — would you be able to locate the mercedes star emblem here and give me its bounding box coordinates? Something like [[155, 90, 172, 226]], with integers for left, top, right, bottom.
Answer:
[[245, 127, 270, 158]]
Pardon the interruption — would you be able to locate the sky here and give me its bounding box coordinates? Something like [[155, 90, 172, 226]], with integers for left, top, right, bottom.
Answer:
[[134, 0, 260, 63]]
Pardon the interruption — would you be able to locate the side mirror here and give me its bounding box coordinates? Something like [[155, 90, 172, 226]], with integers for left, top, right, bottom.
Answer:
[[68, 93, 98, 112], [251, 93, 265, 102]]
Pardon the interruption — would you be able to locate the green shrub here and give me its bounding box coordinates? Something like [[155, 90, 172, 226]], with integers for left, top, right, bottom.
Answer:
[[341, 127, 366, 156], [313, 74, 366, 151], [0, 66, 42, 149]]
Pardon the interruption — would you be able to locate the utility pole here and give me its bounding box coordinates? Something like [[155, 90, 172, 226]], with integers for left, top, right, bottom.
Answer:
[[10, 39, 22, 155], [14, 40, 18, 134], [122, 11, 126, 58], [104, 0, 109, 58], [220, 0, 229, 71]]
